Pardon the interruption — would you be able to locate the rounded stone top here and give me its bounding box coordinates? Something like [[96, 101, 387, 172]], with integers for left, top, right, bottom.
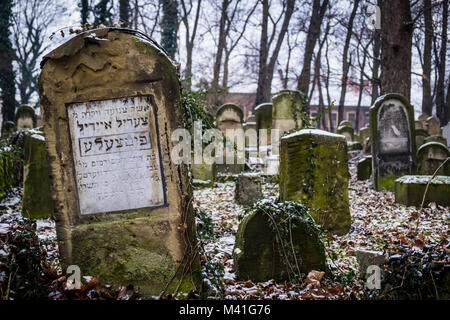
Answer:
[[216, 103, 244, 121], [15, 105, 36, 120], [370, 93, 413, 111], [338, 120, 353, 128], [254, 103, 272, 113], [417, 141, 449, 154]]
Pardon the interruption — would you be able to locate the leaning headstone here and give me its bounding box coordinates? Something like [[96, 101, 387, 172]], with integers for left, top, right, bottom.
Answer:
[[15, 105, 36, 131], [442, 123, 450, 148], [279, 129, 351, 235], [426, 116, 442, 136], [357, 156, 372, 180], [395, 175, 450, 207], [22, 130, 54, 219], [233, 201, 326, 282], [337, 120, 354, 142], [38, 28, 200, 297], [424, 135, 447, 146], [370, 93, 416, 191], [415, 128, 429, 149], [416, 142, 450, 176], [235, 173, 262, 207]]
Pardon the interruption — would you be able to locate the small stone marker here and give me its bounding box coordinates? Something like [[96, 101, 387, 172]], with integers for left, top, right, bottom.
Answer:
[[192, 163, 216, 187], [216, 103, 244, 133], [22, 130, 54, 219], [414, 120, 423, 130], [418, 113, 429, 130], [233, 202, 326, 282], [38, 28, 199, 296], [234, 173, 262, 207], [271, 90, 306, 134], [15, 105, 36, 131], [370, 93, 416, 191], [395, 175, 450, 207], [357, 156, 372, 180], [254, 103, 272, 147], [359, 126, 370, 153], [356, 249, 385, 277], [416, 142, 450, 176], [426, 116, 442, 136], [279, 129, 351, 235]]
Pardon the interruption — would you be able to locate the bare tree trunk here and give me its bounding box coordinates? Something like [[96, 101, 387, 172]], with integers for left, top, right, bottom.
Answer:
[[422, 0, 433, 115], [436, 0, 448, 125], [297, 0, 328, 98], [254, 0, 269, 108], [380, 0, 413, 100], [222, 47, 229, 88], [325, 38, 333, 132], [337, 0, 359, 125], [255, 0, 295, 107], [356, 49, 367, 134], [371, 28, 381, 105], [212, 0, 229, 106]]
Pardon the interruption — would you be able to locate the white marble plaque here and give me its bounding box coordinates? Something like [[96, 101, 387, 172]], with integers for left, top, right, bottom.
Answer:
[[67, 96, 165, 215]]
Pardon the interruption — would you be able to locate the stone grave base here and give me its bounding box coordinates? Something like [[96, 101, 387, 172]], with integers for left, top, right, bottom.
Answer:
[[395, 175, 450, 207]]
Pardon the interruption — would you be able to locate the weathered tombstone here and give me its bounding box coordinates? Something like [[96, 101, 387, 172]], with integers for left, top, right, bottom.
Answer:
[[216, 103, 244, 133], [2, 121, 15, 137], [254, 102, 272, 149], [233, 202, 326, 282], [279, 129, 351, 235], [395, 175, 450, 207], [244, 113, 257, 150], [38, 28, 199, 297], [424, 135, 447, 146], [271, 90, 306, 134], [416, 142, 450, 176], [191, 163, 216, 187], [418, 113, 429, 131], [22, 130, 54, 219], [337, 120, 354, 142], [415, 128, 429, 149], [234, 173, 262, 207], [356, 249, 385, 278], [442, 123, 450, 148], [15, 105, 36, 131], [359, 126, 371, 154], [357, 156, 372, 180], [370, 93, 416, 191], [426, 116, 442, 136], [415, 120, 423, 130]]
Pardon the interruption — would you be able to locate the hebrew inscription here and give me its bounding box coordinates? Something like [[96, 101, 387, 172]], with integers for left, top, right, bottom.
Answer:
[[68, 96, 165, 215]]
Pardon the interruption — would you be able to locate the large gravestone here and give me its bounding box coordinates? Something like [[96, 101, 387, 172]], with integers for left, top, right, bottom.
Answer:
[[279, 129, 351, 235], [417, 142, 450, 176], [38, 28, 199, 297], [370, 94, 416, 191], [271, 90, 305, 134], [15, 106, 36, 131], [22, 130, 54, 219]]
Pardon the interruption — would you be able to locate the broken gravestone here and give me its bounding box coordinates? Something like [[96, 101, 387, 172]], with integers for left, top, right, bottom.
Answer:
[[416, 142, 450, 176], [22, 130, 54, 219], [233, 201, 326, 282], [370, 93, 416, 191], [279, 129, 351, 235], [234, 172, 262, 207], [38, 28, 200, 297]]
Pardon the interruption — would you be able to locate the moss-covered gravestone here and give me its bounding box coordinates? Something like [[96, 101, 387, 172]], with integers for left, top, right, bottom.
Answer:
[[357, 156, 372, 180], [22, 131, 54, 219], [216, 103, 243, 133], [370, 94, 416, 191], [417, 142, 450, 176], [192, 163, 216, 187], [15, 106, 37, 131], [38, 28, 200, 297], [279, 129, 351, 235], [233, 201, 326, 282], [395, 175, 450, 207], [272, 90, 306, 134]]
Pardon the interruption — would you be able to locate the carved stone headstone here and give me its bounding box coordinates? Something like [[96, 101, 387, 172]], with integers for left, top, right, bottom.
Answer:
[[370, 94, 416, 191], [216, 103, 244, 133], [38, 28, 199, 297], [417, 142, 450, 176]]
